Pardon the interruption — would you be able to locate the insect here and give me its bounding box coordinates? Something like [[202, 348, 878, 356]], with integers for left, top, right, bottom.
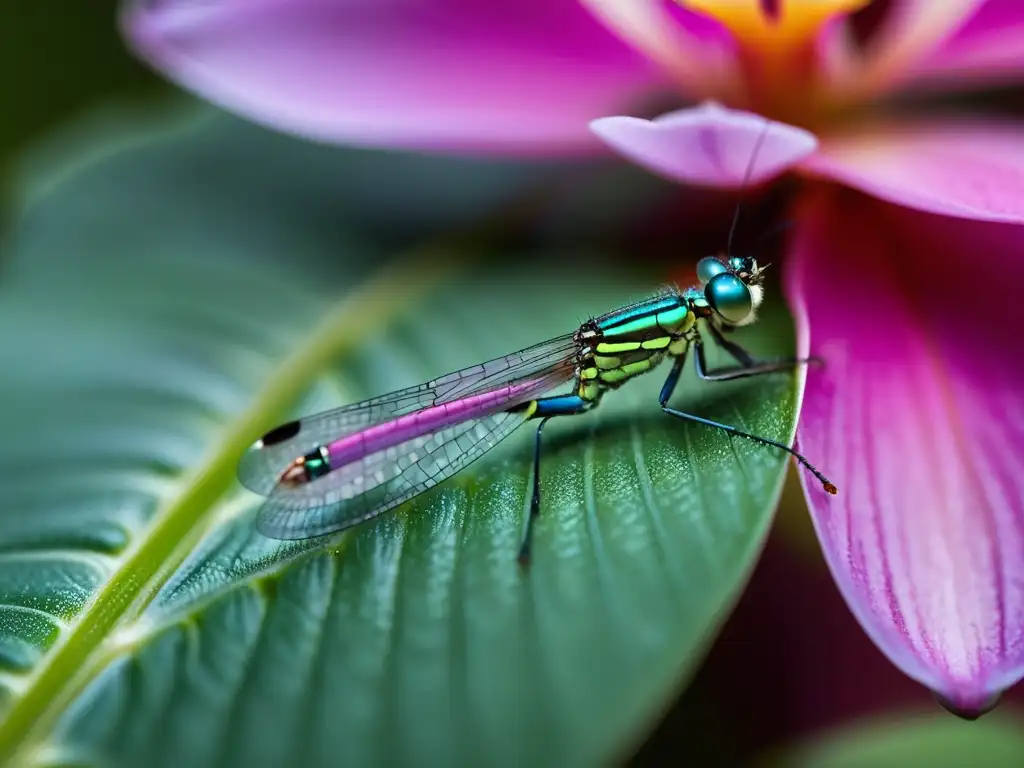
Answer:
[[237, 123, 837, 566]]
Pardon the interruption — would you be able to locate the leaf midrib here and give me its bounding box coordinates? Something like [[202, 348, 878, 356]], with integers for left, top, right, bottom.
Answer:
[[0, 248, 465, 765]]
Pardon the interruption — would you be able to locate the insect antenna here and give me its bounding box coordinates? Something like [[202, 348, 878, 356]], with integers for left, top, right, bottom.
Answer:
[[725, 117, 773, 258], [706, 117, 838, 496]]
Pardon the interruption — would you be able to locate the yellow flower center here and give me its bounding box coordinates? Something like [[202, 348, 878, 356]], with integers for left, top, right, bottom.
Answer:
[[681, 0, 868, 48], [678, 0, 871, 123]]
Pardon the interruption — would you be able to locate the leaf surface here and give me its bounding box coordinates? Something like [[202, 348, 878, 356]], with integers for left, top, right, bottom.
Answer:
[[0, 106, 804, 767]]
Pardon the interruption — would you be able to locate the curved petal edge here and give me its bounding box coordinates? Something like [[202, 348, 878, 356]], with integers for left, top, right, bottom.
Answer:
[[909, 0, 1024, 88], [801, 118, 1024, 224], [591, 103, 818, 188], [785, 189, 1024, 717]]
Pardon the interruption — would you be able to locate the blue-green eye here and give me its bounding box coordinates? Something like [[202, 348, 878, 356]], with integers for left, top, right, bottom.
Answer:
[[705, 273, 752, 324], [696, 256, 728, 284]]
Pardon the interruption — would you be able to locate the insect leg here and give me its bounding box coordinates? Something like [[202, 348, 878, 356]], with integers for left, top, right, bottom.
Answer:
[[660, 344, 837, 494], [698, 323, 822, 381], [659, 352, 688, 406], [518, 394, 592, 568]]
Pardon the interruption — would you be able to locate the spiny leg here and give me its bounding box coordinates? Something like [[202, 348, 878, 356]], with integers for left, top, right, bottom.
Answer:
[[661, 344, 837, 494], [517, 394, 592, 568], [699, 323, 822, 382]]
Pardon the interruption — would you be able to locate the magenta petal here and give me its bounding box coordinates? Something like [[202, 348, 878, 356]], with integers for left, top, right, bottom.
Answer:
[[580, 0, 740, 99], [911, 0, 1024, 87], [121, 0, 669, 154], [786, 190, 1024, 715], [590, 104, 818, 188], [803, 119, 1024, 223]]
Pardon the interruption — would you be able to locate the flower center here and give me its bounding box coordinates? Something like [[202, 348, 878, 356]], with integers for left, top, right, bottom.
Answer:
[[678, 0, 870, 123]]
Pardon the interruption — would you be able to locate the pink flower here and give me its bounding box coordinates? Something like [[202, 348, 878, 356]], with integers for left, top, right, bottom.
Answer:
[[122, 0, 1024, 716]]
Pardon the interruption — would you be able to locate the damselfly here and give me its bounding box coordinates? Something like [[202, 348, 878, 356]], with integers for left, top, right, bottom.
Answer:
[[238, 125, 837, 566]]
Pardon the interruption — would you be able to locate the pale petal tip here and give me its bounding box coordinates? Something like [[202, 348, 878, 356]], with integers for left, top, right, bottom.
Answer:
[[589, 103, 817, 189], [119, 0, 205, 68], [933, 689, 1004, 721]]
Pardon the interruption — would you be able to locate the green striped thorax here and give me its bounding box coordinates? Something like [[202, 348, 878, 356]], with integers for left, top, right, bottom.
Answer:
[[570, 255, 768, 401]]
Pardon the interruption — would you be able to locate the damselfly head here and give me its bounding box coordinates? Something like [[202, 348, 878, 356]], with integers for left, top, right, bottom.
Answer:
[[695, 254, 766, 326], [729, 256, 768, 285], [695, 254, 766, 286]]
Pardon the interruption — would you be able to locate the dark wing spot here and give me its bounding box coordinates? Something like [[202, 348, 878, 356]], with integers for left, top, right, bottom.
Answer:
[[259, 420, 301, 446]]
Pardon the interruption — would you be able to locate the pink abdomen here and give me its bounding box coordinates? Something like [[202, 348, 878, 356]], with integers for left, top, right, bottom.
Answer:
[[326, 380, 540, 468]]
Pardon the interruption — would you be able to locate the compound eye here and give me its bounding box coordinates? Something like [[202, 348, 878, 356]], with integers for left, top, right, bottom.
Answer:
[[696, 256, 729, 285], [705, 273, 752, 324]]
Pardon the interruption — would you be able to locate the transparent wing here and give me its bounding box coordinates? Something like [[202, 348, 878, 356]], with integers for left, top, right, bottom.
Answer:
[[253, 368, 573, 539], [238, 333, 579, 495]]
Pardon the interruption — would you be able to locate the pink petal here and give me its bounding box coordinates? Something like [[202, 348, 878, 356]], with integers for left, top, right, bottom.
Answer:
[[801, 118, 1024, 224], [814, 14, 862, 88], [831, 1, 986, 99], [590, 103, 818, 188], [120, 0, 670, 154], [909, 1, 1024, 88], [786, 189, 1024, 716], [579, 0, 740, 100]]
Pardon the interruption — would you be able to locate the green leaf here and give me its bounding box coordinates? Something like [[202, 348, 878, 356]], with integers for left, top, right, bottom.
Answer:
[[0, 105, 803, 767], [761, 712, 1024, 767]]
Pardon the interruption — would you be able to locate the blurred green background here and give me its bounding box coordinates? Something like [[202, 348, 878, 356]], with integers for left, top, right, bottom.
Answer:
[[2, 3, 1023, 767], [1, 1, 165, 192]]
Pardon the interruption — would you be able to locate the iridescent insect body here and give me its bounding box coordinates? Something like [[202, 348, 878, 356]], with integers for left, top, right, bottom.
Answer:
[[237, 125, 837, 565]]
